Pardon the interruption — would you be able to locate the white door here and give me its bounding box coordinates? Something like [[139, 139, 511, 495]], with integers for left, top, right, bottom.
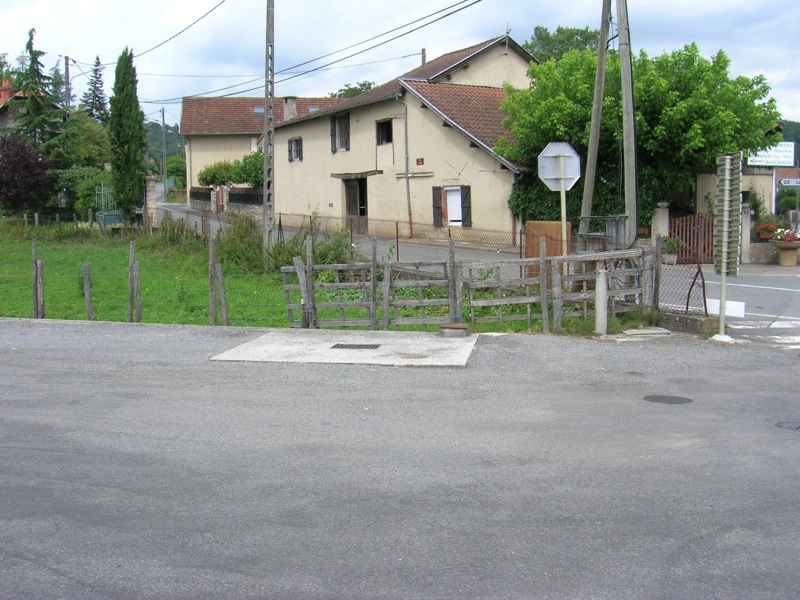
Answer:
[[445, 187, 461, 225]]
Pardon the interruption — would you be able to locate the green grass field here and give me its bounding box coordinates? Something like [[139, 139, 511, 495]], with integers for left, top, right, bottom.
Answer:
[[0, 220, 289, 327]]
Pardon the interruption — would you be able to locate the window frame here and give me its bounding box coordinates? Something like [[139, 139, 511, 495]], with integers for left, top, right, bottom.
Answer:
[[376, 119, 393, 145]]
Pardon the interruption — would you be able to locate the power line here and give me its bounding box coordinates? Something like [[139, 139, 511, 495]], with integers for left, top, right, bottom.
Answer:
[[73, 0, 227, 67], [142, 1, 483, 104]]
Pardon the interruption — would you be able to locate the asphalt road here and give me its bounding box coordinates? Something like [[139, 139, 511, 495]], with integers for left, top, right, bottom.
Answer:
[[1, 318, 799, 599]]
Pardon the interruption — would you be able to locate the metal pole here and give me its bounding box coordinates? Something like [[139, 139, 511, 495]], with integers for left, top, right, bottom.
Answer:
[[559, 154, 568, 257], [262, 0, 275, 250], [719, 155, 731, 336]]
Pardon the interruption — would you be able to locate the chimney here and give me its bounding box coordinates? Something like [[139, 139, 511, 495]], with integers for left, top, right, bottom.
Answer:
[[284, 97, 298, 120], [0, 79, 13, 105], [421, 49, 426, 66]]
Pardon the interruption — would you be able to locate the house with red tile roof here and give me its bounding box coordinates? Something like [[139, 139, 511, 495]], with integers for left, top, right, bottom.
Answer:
[[180, 96, 344, 193], [273, 35, 533, 234]]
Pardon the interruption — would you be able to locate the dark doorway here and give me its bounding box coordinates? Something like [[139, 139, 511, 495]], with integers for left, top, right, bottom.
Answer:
[[345, 178, 368, 235]]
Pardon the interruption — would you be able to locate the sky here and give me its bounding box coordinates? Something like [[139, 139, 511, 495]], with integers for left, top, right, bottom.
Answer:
[[3, 0, 800, 127]]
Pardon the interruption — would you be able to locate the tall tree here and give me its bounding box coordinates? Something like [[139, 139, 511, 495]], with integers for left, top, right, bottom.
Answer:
[[108, 47, 145, 218], [524, 26, 600, 63], [14, 29, 67, 165], [81, 56, 109, 124], [499, 44, 781, 225]]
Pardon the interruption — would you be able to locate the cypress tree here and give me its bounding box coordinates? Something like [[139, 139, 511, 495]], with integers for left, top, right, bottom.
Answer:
[[108, 47, 145, 219], [81, 56, 109, 124]]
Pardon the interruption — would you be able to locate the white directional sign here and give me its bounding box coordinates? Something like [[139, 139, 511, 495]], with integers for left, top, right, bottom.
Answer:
[[779, 178, 800, 187]]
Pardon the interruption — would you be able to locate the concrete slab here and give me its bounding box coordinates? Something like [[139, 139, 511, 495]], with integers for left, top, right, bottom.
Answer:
[[622, 326, 671, 336], [210, 327, 479, 367]]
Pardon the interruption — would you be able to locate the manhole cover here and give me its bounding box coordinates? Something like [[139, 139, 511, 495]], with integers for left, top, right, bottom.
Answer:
[[331, 343, 381, 350], [776, 422, 800, 431], [643, 395, 692, 405]]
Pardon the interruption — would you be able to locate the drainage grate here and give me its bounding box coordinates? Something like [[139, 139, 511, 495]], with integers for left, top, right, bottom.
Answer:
[[643, 395, 692, 405], [776, 422, 800, 432], [331, 343, 381, 350]]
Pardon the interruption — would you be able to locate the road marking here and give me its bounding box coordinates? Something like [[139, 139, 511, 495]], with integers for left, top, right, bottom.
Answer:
[[705, 282, 800, 293]]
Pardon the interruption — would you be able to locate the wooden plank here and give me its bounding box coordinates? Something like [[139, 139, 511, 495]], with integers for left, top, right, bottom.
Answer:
[[83, 264, 96, 321], [293, 256, 310, 328]]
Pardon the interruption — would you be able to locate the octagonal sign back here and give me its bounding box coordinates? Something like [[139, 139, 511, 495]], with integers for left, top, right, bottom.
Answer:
[[538, 142, 581, 191]]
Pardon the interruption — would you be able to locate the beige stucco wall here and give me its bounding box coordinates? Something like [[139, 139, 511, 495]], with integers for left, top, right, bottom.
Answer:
[[442, 47, 531, 90], [274, 96, 516, 234], [185, 134, 258, 191], [696, 172, 775, 214]]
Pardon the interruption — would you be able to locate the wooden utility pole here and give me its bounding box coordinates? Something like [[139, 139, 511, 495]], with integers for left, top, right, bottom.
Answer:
[[262, 0, 275, 250], [64, 56, 71, 112], [579, 0, 639, 247]]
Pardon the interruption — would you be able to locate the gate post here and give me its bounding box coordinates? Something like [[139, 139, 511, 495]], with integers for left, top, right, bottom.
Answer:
[[651, 202, 669, 249], [741, 202, 752, 264]]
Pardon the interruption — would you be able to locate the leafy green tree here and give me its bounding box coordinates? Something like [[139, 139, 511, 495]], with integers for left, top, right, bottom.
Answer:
[[0, 53, 13, 81], [197, 160, 234, 186], [14, 29, 68, 166], [328, 80, 374, 98], [108, 47, 146, 218], [69, 110, 111, 168], [166, 155, 186, 187], [232, 151, 263, 187], [52, 165, 104, 210], [80, 56, 109, 124], [499, 44, 781, 225], [0, 135, 54, 214], [523, 26, 599, 63], [48, 62, 70, 108]]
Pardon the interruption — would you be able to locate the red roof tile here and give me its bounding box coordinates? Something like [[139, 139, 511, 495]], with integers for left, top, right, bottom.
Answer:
[[401, 79, 512, 151], [180, 96, 344, 135]]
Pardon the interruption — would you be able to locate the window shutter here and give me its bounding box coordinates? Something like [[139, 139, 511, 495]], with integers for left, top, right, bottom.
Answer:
[[297, 138, 303, 161], [342, 114, 350, 151], [288, 138, 293, 162], [432, 187, 443, 227], [461, 186, 472, 227], [330, 117, 337, 153]]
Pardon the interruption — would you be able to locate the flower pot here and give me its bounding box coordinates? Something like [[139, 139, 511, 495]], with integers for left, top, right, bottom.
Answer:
[[662, 253, 678, 265], [770, 240, 800, 267]]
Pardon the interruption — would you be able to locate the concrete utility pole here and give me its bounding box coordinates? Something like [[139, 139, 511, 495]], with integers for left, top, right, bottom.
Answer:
[[64, 55, 71, 113], [161, 108, 167, 185], [579, 0, 639, 247], [262, 0, 275, 250]]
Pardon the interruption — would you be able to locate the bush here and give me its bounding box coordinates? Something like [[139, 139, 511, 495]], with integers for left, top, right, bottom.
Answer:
[[198, 160, 235, 187], [215, 213, 265, 274]]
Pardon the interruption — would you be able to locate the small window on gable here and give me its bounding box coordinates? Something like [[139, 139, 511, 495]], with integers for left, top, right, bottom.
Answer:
[[288, 137, 303, 162], [376, 120, 393, 145]]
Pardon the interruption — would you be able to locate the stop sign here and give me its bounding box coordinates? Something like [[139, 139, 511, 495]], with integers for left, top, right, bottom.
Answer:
[[538, 142, 581, 191]]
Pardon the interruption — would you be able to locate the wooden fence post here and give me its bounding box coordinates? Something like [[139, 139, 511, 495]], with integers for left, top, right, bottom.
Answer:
[[293, 256, 310, 328], [305, 237, 316, 328], [448, 238, 459, 322], [208, 238, 217, 326], [539, 236, 550, 334], [83, 264, 96, 321], [133, 261, 142, 323], [32, 239, 39, 319], [36, 260, 45, 319], [370, 238, 378, 330], [215, 264, 229, 326], [128, 241, 135, 322], [552, 259, 563, 331]]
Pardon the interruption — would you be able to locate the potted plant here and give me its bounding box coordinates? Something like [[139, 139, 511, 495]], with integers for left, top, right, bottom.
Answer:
[[661, 236, 683, 265], [754, 220, 778, 240], [770, 227, 800, 266]]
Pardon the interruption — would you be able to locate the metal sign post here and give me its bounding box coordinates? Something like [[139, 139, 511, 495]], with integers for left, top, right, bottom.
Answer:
[[538, 142, 581, 257]]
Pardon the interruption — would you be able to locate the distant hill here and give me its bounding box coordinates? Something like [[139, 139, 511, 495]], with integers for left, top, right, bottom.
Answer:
[[145, 121, 184, 172]]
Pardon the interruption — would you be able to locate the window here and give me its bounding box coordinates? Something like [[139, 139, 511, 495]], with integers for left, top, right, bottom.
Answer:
[[376, 120, 393, 145], [288, 137, 303, 162], [330, 114, 350, 153], [432, 186, 471, 227]]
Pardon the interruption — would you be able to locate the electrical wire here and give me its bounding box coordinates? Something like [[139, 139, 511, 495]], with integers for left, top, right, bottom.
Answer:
[[142, 0, 483, 103]]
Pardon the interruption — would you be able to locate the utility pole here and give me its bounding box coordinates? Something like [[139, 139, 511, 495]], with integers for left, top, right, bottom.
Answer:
[[579, 0, 611, 236], [579, 0, 638, 247], [64, 55, 71, 114], [161, 108, 167, 185], [262, 0, 275, 250]]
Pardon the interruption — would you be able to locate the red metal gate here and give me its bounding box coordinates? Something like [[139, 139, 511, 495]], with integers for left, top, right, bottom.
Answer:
[[669, 214, 714, 263]]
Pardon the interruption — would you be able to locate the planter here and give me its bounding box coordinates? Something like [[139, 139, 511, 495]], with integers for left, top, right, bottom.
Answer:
[[662, 253, 678, 265], [770, 240, 800, 267]]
